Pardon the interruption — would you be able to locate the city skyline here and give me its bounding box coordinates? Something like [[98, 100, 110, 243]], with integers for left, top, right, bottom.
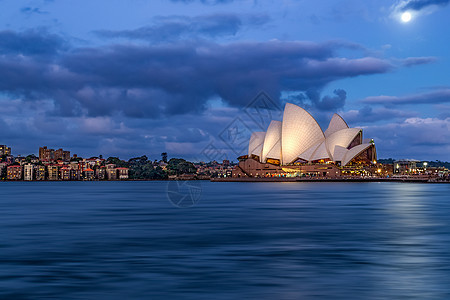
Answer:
[[0, 0, 449, 161]]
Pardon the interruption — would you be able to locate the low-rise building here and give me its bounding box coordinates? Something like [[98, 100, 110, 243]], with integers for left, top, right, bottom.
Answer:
[[96, 166, 106, 180], [84, 168, 95, 180], [117, 167, 129, 180], [106, 168, 117, 180], [60, 167, 71, 180], [7, 165, 22, 180], [394, 159, 420, 174]]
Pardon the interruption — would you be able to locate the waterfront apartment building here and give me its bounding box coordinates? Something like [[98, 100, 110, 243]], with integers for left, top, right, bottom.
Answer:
[[24, 164, 34, 181], [7, 165, 22, 180], [60, 167, 71, 180], [36, 165, 46, 180], [70, 169, 81, 181], [84, 168, 95, 180], [0, 145, 11, 156], [47, 165, 59, 180]]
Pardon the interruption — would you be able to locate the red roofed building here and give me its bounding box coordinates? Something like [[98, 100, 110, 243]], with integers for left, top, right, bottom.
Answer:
[[60, 167, 71, 180], [84, 168, 95, 181]]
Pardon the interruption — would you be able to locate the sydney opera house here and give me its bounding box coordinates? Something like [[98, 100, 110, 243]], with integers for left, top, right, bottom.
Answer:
[[233, 103, 377, 178]]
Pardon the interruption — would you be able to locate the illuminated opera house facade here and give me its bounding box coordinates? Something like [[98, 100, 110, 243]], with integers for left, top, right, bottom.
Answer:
[[233, 103, 377, 178]]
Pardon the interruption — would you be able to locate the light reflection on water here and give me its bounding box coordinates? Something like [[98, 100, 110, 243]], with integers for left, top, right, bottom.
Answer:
[[0, 181, 449, 299]]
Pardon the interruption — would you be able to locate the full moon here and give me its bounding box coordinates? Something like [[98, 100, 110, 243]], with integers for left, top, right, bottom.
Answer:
[[401, 12, 412, 22]]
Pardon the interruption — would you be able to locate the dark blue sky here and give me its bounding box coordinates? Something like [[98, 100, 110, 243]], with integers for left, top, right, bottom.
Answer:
[[0, 0, 449, 161]]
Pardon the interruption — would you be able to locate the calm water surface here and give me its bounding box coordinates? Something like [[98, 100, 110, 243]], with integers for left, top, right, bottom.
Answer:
[[0, 181, 449, 299]]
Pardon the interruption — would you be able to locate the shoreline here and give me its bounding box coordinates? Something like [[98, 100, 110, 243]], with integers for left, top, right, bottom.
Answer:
[[1, 178, 449, 183], [210, 177, 450, 184]]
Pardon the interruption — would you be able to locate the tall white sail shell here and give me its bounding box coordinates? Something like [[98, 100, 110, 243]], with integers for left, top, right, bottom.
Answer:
[[261, 120, 282, 162], [324, 113, 349, 138], [281, 103, 325, 164], [248, 132, 266, 160]]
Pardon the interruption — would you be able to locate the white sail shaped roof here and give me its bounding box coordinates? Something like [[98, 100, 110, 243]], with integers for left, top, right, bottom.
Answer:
[[281, 103, 325, 164], [261, 120, 282, 162], [342, 143, 373, 166], [309, 140, 330, 161], [299, 139, 332, 162], [333, 145, 348, 162], [248, 132, 266, 158], [324, 113, 349, 137], [298, 141, 322, 161], [325, 128, 361, 161], [245, 102, 376, 167]]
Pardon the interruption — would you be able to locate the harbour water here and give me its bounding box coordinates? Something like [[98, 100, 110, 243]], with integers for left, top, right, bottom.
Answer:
[[0, 181, 449, 299]]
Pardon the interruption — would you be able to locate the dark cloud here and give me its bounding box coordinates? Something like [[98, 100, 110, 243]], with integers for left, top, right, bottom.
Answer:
[[0, 29, 66, 56], [342, 106, 417, 124], [310, 89, 347, 111], [401, 0, 450, 11], [96, 13, 257, 42], [63, 41, 389, 115], [289, 89, 347, 113], [0, 29, 433, 159], [0, 36, 393, 118], [362, 89, 450, 106]]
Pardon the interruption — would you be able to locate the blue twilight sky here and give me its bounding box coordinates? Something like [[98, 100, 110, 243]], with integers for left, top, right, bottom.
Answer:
[[0, 0, 449, 161]]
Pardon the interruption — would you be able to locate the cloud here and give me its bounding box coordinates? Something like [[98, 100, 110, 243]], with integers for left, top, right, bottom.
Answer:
[[365, 117, 450, 160], [20, 7, 48, 15], [0, 31, 395, 119], [362, 89, 450, 106], [400, 56, 437, 67], [292, 89, 347, 112], [397, 0, 450, 12], [95, 13, 262, 42], [0, 29, 66, 56], [0, 29, 437, 159], [342, 106, 417, 124]]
